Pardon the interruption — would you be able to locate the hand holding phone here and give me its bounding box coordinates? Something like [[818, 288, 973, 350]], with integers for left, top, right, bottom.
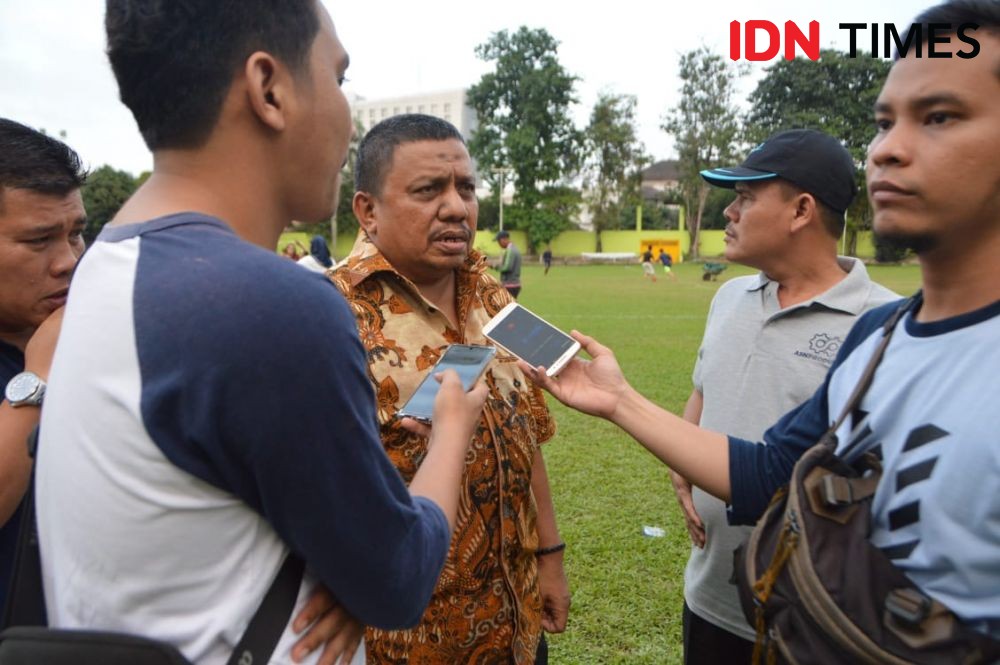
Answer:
[[405, 368, 490, 533], [516, 329, 630, 421], [397, 344, 496, 423], [483, 303, 580, 376], [427, 369, 489, 437]]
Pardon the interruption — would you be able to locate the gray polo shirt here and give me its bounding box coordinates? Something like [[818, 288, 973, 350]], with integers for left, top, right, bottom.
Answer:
[[684, 257, 899, 641]]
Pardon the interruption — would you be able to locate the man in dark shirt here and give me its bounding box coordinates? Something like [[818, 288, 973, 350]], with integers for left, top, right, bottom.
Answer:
[[658, 249, 676, 281], [0, 119, 87, 618]]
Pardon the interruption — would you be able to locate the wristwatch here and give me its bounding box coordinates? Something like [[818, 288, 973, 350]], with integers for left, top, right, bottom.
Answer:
[[4, 371, 46, 408]]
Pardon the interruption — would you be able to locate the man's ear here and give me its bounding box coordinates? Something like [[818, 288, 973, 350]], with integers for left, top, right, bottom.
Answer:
[[244, 52, 289, 132], [789, 192, 817, 234], [354, 191, 377, 236]]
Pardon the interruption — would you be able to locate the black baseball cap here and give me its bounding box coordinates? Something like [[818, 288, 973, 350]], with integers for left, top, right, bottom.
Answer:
[[700, 129, 857, 214]]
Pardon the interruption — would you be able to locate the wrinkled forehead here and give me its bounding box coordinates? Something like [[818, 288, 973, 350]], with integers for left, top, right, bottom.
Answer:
[[389, 139, 475, 175]]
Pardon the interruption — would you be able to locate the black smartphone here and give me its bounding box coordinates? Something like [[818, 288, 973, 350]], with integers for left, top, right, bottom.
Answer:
[[396, 344, 496, 422]]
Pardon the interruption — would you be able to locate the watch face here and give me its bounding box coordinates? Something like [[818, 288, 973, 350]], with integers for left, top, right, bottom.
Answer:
[[6, 372, 40, 403]]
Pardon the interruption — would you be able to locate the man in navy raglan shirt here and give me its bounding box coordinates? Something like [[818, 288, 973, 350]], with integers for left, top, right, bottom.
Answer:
[[34, 2, 488, 664], [527, 0, 1000, 645], [0, 119, 86, 618]]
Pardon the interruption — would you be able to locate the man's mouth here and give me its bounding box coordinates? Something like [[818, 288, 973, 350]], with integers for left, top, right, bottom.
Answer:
[[432, 231, 470, 252], [869, 180, 915, 204], [43, 288, 69, 307]]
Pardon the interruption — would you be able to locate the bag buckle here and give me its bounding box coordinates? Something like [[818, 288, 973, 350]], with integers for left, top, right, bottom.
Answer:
[[885, 588, 932, 628], [820, 474, 853, 506]]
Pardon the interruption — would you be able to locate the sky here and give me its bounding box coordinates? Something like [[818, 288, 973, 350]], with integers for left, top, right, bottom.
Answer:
[[0, 0, 926, 177]]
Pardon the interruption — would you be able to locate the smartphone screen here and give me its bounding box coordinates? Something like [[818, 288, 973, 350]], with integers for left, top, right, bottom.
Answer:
[[485, 305, 577, 371], [397, 344, 496, 422]]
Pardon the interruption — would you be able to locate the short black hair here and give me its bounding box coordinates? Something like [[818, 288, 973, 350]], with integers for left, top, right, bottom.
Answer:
[[897, 0, 1000, 60], [777, 180, 846, 239], [0, 118, 87, 213], [355, 114, 466, 197], [105, 0, 321, 150]]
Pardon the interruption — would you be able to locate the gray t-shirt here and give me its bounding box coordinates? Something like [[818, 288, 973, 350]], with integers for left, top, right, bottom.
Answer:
[[684, 257, 899, 640]]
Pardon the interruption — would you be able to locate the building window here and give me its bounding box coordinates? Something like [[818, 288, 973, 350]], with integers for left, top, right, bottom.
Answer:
[[406, 105, 412, 113], [431, 104, 438, 114], [381, 108, 388, 118], [444, 103, 451, 113], [418, 105, 425, 113]]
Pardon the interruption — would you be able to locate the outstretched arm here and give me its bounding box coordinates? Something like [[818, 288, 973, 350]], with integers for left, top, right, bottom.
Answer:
[[520, 331, 732, 502]]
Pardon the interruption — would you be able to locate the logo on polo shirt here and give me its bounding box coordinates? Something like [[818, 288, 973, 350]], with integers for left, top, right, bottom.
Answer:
[[794, 332, 844, 365], [809, 333, 842, 358]]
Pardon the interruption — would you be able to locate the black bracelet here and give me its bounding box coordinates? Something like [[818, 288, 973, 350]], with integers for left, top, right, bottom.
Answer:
[[536, 542, 566, 557]]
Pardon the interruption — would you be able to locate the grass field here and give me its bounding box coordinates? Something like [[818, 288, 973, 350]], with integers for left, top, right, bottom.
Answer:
[[512, 261, 922, 664]]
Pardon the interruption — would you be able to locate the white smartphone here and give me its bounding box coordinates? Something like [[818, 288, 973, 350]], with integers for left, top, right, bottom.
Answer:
[[482, 302, 580, 377], [396, 344, 496, 423]]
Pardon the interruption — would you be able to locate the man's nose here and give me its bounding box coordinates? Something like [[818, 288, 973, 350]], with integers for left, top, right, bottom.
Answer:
[[439, 186, 469, 221]]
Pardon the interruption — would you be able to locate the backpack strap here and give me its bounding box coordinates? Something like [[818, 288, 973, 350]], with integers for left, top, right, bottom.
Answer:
[[818, 468, 881, 506], [822, 294, 920, 458], [225, 553, 304, 665]]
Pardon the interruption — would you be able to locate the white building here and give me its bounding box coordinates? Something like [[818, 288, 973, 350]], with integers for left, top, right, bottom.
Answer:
[[351, 89, 478, 141]]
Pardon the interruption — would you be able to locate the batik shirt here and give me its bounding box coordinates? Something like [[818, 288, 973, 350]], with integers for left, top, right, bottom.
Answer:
[[330, 234, 556, 664]]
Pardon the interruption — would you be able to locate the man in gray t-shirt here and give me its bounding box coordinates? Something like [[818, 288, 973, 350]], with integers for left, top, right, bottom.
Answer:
[[670, 129, 898, 664]]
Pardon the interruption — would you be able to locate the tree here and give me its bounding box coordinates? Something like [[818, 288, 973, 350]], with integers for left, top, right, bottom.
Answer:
[[467, 27, 583, 247], [745, 50, 891, 255], [477, 195, 499, 231], [80, 165, 136, 241], [532, 185, 582, 249], [583, 92, 649, 250], [662, 47, 744, 259]]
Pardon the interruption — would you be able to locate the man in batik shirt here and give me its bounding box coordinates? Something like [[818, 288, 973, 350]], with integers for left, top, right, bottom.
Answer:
[[328, 114, 570, 664]]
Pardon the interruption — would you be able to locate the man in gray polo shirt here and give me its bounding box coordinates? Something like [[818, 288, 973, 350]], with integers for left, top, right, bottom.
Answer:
[[669, 129, 899, 664]]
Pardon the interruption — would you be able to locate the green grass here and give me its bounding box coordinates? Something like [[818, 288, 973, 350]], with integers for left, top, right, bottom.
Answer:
[[512, 261, 922, 664]]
